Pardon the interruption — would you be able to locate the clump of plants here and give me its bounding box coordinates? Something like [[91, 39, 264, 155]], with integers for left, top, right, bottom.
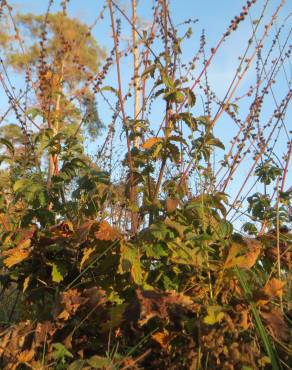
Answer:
[[0, 0, 291, 369]]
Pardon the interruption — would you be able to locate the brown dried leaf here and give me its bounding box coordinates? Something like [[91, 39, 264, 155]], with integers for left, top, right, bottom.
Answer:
[[137, 289, 199, 326], [58, 289, 88, 321], [35, 321, 56, 346], [261, 308, 290, 342]]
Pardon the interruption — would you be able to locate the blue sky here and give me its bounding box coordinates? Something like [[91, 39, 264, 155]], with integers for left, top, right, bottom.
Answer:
[[1, 0, 291, 228]]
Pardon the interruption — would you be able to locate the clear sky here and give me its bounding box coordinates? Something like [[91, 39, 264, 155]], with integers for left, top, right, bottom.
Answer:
[[1, 0, 291, 229]]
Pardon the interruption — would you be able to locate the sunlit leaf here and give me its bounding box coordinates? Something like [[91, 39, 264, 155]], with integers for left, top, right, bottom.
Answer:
[[142, 137, 163, 150], [263, 278, 286, 299], [49, 262, 67, 283], [152, 330, 171, 350], [22, 275, 31, 293], [87, 355, 113, 369], [80, 247, 95, 270], [3, 240, 31, 268], [203, 306, 225, 325], [95, 221, 121, 241]]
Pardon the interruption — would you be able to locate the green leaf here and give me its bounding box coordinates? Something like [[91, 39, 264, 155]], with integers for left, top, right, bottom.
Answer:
[[52, 343, 73, 362], [26, 107, 43, 119], [118, 240, 143, 284], [101, 304, 127, 332], [141, 64, 157, 79], [161, 71, 174, 88], [235, 267, 281, 370], [205, 135, 225, 150], [172, 112, 197, 131], [13, 178, 30, 192], [164, 90, 185, 104], [68, 360, 85, 370], [101, 85, 118, 96], [185, 88, 196, 107], [217, 220, 233, 239], [87, 355, 113, 369]]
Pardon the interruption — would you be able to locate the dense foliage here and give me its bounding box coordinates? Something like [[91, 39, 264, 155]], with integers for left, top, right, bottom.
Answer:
[[0, 0, 291, 369]]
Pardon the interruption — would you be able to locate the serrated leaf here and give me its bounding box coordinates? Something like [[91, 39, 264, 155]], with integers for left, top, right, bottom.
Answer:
[[118, 240, 143, 284], [206, 135, 225, 150]]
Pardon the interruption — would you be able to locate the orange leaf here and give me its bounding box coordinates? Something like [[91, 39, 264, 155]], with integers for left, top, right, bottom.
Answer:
[[17, 349, 35, 364], [152, 330, 171, 350], [3, 244, 30, 268], [263, 278, 286, 298], [95, 221, 121, 241], [142, 137, 163, 149], [166, 198, 179, 213], [238, 243, 261, 269], [224, 240, 261, 269]]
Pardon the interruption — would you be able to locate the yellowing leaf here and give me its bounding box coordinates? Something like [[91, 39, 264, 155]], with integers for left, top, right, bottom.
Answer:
[[142, 137, 163, 149], [18, 238, 32, 249], [49, 262, 67, 283], [118, 240, 143, 284], [3, 248, 30, 268], [224, 241, 261, 269], [95, 221, 121, 241], [23, 275, 31, 293], [263, 278, 286, 299], [239, 239, 261, 269], [80, 247, 95, 270], [152, 330, 171, 350], [203, 306, 224, 325]]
